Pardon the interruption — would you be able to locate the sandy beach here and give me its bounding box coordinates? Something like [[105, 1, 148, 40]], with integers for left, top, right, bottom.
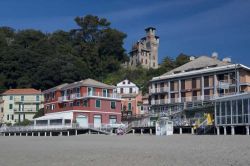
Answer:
[[0, 135, 249, 166]]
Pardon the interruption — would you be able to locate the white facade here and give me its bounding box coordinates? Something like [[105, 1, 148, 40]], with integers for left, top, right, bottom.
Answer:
[[0, 91, 44, 124], [116, 79, 139, 94]]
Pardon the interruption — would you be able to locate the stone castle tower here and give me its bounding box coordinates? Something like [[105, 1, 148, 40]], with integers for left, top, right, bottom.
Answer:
[[128, 27, 159, 69]]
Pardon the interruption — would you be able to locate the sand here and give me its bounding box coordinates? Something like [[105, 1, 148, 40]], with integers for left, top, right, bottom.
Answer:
[[0, 135, 249, 166]]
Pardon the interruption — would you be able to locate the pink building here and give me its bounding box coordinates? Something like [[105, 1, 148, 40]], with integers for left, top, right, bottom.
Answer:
[[36, 79, 122, 128]]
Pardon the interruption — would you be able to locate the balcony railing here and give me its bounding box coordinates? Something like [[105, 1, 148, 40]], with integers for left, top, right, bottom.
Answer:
[[14, 98, 41, 103], [150, 87, 170, 93], [58, 92, 121, 102], [14, 108, 38, 112]]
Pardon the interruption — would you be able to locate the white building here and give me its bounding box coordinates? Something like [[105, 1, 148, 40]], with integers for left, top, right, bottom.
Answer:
[[116, 79, 139, 94], [0, 89, 44, 124]]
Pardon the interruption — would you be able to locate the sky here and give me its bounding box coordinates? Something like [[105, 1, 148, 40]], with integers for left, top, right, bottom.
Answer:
[[0, 0, 250, 65]]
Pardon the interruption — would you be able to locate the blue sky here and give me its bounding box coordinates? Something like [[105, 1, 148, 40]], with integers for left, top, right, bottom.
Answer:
[[0, 0, 250, 65]]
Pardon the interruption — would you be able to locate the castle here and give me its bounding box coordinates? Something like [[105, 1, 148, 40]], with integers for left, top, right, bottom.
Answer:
[[128, 27, 159, 69]]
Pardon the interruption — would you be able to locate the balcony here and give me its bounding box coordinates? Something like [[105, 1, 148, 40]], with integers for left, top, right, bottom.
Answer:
[[14, 98, 41, 103], [150, 87, 170, 94], [58, 92, 121, 102], [14, 108, 37, 113], [217, 80, 236, 89], [151, 99, 169, 105]]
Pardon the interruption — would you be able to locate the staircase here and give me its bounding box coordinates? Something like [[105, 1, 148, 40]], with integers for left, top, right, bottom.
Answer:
[[196, 119, 215, 135], [124, 123, 133, 134]]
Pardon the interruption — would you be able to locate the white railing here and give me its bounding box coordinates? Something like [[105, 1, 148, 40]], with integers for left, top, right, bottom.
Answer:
[[0, 123, 126, 133], [14, 98, 41, 103], [58, 92, 121, 102], [14, 108, 37, 112], [130, 118, 154, 128], [150, 87, 170, 93]]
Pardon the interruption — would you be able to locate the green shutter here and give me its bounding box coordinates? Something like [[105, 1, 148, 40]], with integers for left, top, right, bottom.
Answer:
[[128, 103, 132, 111], [36, 104, 39, 111], [96, 100, 101, 108], [111, 101, 116, 109]]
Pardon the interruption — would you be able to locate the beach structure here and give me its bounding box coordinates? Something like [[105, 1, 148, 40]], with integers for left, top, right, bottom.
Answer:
[[0, 89, 43, 124], [215, 93, 250, 135], [116, 79, 143, 119], [149, 54, 250, 134], [127, 27, 159, 69]]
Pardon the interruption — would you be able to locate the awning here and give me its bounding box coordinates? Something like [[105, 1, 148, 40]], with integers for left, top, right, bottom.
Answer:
[[34, 111, 74, 121]]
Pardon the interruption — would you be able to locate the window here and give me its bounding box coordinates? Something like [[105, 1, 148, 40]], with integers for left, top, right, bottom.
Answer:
[[204, 76, 209, 87], [103, 89, 108, 97], [128, 102, 132, 111], [76, 101, 80, 106], [204, 89, 210, 96], [88, 87, 94, 96], [36, 95, 39, 101], [21, 96, 24, 101], [70, 102, 73, 107], [9, 104, 13, 109], [192, 78, 197, 88], [237, 99, 243, 123], [111, 101, 116, 109], [180, 80, 185, 90], [11, 115, 14, 120], [7, 115, 9, 120], [123, 81, 125, 84], [128, 80, 130, 84], [51, 104, 55, 110], [9, 96, 13, 100], [63, 103, 67, 108], [1, 107, 3, 113], [109, 115, 117, 124], [121, 88, 123, 94], [129, 88, 133, 93], [170, 81, 174, 91], [96, 99, 101, 108], [36, 104, 39, 111], [83, 100, 88, 107]]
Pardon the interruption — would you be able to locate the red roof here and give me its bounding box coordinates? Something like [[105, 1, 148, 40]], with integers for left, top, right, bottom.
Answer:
[[2, 88, 42, 95]]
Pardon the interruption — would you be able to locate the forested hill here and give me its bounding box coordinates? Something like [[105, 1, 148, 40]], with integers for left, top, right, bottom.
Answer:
[[0, 15, 127, 91], [0, 15, 189, 93]]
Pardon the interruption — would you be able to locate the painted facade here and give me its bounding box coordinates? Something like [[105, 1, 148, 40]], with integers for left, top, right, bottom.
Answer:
[[116, 79, 143, 118], [116, 79, 139, 94], [0, 89, 43, 124], [42, 79, 122, 127]]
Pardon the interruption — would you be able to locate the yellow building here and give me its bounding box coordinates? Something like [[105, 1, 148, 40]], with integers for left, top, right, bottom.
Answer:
[[0, 89, 44, 124]]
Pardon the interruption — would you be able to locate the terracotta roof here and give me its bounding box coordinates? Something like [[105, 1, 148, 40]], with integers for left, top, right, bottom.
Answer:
[[42, 83, 68, 93], [2, 88, 42, 95], [61, 78, 115, 90], [43, 79, 115, 93]]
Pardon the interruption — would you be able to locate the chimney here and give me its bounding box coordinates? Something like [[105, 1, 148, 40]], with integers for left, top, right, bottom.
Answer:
[[189, 56, 195, 61], [222, 57, 231, 63], [211, 52, 218, 59]]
